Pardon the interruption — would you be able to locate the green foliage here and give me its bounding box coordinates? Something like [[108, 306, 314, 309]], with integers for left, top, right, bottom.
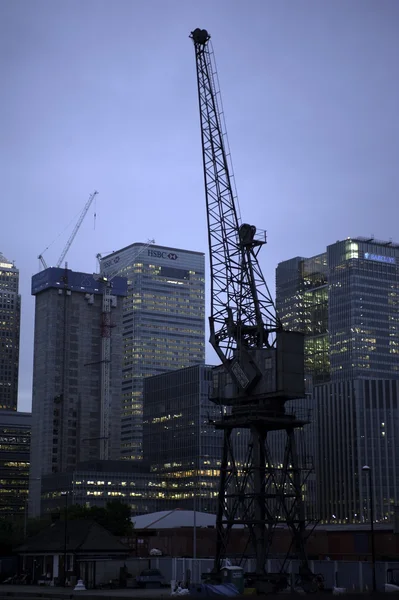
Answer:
[[0, 499, 133, 554], [0, 518, 16, 553], [0, 515, 51, 554], [59, 499, 133, 537], [26, 515, 52, 538], [103, 499, 133, 536]]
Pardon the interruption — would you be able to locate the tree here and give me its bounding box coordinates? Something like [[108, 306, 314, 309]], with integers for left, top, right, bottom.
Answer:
[[0, 519, 16, 555], [103, 500, 133, 536], [25, 515, 52, 538], [0, 514, 52, 554], [56, 500, 133, 537], [0, 499, 133, 554]]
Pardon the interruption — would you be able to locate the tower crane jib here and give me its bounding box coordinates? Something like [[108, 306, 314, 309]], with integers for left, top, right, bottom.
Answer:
[[56, 191, 98, 268]]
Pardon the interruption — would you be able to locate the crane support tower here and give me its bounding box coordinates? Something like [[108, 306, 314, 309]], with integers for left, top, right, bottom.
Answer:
[[190, 28, 315, 593]]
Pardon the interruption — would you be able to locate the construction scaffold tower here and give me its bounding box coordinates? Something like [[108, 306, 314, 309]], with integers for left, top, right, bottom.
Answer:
[[190, 28, 316, 593]]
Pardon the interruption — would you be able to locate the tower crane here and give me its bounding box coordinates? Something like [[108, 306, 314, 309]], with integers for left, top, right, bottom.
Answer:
[[38, 191, 98, 270], [96, 239, 155, 460], [190, 29, 315, 593], [56, 191, 98, 267]]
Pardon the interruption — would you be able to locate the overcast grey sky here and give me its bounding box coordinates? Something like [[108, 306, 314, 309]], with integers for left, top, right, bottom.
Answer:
[[1, 0, 398, 411]]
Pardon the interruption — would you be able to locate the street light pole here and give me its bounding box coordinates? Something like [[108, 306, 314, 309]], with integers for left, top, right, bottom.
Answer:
[[61, 492, 69, 586], [23, 499, 30, 538], [362, 465, 376, 592]]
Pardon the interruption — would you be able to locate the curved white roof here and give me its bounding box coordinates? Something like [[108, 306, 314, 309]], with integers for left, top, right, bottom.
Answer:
[[132, 509, 216, 529]]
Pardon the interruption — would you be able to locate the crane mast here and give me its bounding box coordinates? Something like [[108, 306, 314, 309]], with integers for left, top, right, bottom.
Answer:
[[191, 29, 279, 376], [191, 29, 316, 593]]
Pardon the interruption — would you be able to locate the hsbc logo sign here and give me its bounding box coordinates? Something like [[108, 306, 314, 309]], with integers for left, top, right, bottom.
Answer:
[[102, 256, 120, 269], [148, 250, 178, 261]]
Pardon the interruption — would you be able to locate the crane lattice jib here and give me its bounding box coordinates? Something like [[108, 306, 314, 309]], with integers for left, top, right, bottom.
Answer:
[[56, 191, 98, 268], [190, 29, 280, 365]]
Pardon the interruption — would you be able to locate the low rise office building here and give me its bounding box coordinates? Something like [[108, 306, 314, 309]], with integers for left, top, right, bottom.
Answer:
[[143, 364, 248, 513], [41, 460, 157, 516]]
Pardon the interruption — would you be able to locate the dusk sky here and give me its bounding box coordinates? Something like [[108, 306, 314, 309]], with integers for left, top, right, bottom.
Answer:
[[1, 0, 399, 412]]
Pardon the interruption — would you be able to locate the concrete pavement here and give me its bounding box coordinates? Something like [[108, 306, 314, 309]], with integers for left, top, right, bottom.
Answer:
[[0, 583, 171, 599]]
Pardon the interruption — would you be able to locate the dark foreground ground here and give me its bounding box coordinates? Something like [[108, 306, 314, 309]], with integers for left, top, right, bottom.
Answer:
[[0, 584, 395, 600], [0, 585, 169, 600]]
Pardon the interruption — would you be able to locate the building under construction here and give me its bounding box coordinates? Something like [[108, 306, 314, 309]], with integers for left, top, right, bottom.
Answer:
[[29, 267, 127, 517]]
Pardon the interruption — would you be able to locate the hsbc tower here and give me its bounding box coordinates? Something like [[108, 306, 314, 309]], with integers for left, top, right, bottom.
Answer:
[[101, 243, 205, 460]]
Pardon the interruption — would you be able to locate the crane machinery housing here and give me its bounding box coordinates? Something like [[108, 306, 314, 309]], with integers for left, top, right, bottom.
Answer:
[[190, 28, 316, 593]]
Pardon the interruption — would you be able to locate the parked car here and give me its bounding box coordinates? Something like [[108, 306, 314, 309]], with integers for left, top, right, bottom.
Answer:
[[136, 568, 166, 589]]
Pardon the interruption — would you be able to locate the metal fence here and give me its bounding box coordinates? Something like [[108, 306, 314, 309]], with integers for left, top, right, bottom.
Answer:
[[150, 557, 399, 591]]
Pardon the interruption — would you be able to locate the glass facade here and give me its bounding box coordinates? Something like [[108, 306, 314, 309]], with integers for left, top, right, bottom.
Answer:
[[41, 460, 157, 516], [277, 238, 399, 383], [328, 239, 399, 380], [276, 237, 399, 523], [0, 253, 20, 410], [143, 365, 223, 513], [276, 254, 329, 385], [0, 411, 30, 518], [303, 254, 329, 385], [101, 244, 205, 460], [316, 379, 399, 523]]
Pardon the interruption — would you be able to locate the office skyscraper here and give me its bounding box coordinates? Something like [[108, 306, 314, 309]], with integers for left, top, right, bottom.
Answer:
[[276, 237, 399, 384], [29, 267, 126, 516], [143, 365, 220, 512], [0, 253, 21, 410], [315, 378, 399, 523], [143, 364, 250, 513], [276, 237, 399, 522], [0, 411, 30, 518], [101, 243, 205, 460]]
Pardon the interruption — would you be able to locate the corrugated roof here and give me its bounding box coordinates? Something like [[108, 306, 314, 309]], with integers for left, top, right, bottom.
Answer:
[[132, 510, 216, 530]]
